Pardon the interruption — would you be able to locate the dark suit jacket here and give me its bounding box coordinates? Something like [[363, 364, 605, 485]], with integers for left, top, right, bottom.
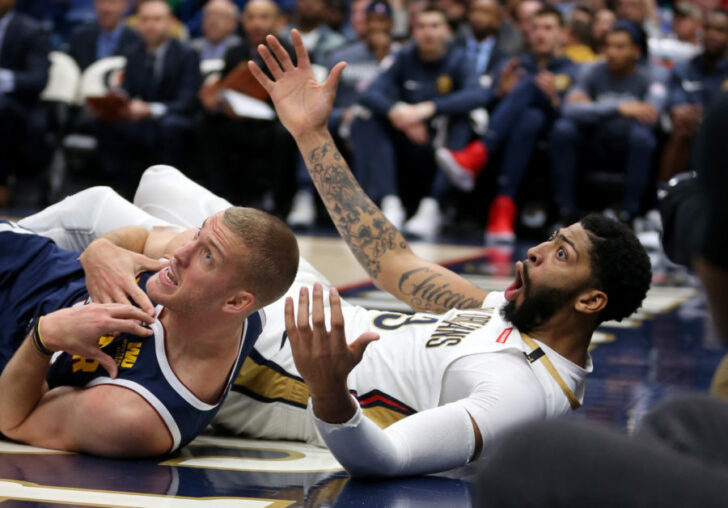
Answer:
[[122, 39, 200, 116], [67, 23, 142, 70], [0, 12, 50, 102]]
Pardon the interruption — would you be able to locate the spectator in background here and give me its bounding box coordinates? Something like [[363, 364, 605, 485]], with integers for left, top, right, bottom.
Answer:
[[93, 0, 200, 197], [0, 0, 50, 207], [514, 0, 543, 52], [287, 0, 396, 227], [66, 0, 141, 70], [550, 22, 665, 224], [199, 0, 296, 214], [563, 15, 597, 63], [616, 0, 660, 38], [649, 1, 702, 67], [660, 8, 728, 181], [438, 0, 468, 33], [592, 7, 616, 55], [189, 0, 241, 61], [280, 0, 346, 64], [456, 0, 515, 79], [437, 7, 579, 245], [350, 5, 484, 238]]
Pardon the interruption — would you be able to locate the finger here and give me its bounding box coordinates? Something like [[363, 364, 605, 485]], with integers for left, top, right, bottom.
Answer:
[[290, 29, 311, 69], [348, 332, 380, 362], [135, 255, 168, 274], [107, 317, 155, 337], [128, 284, 156, 316], [329, 288, 346, 351], [91, 351, 119, 379], [265, 34, 294, 71], [248, 61, 274, 93], [257, 44, 283, 80], [284, 297, 298, 343], [108, 285, 130, 306], [107, 304, 156, 324], [311, 283, 326, 337], [324, 61, 347, 96], [297, 286, 311, 332]]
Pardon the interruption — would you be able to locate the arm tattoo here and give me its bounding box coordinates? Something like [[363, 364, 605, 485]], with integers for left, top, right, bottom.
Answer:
[[307, 142, 408, 279], [398, 267, 482, 312]]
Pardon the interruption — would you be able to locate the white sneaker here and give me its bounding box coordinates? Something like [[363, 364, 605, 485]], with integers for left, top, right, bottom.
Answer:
[[403, 197, 442, 241], [287, 190, 315, 227], [381, 194, 406, 230], [435, 147, 476, 192]]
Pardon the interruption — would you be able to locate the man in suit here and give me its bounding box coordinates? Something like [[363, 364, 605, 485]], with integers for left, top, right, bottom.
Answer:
[[189, 0, 241, 61], [0, 0, 50, 207], [66, 0, 141, 71], [93, 0, 200, 198]]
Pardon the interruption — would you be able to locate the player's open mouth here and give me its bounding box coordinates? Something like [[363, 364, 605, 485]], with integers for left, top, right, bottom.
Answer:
[[161, 265, 179, 287], [504, 262, 524, 301]]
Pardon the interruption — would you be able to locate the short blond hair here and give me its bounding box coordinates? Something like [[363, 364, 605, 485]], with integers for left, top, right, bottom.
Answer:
[[222, 207, 299, 309]]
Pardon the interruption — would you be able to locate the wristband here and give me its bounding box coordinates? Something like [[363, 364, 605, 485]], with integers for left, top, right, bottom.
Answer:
[[32, 316, 54, 356]]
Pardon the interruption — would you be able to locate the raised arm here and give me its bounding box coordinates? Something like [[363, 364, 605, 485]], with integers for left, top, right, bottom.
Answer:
[[249, 31, 487, 313]]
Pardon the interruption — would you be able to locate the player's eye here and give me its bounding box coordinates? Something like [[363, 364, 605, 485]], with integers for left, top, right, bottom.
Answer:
[[557, 247, 567, 260], [205, 251, 213, 263], [194, 228, 201, 239]]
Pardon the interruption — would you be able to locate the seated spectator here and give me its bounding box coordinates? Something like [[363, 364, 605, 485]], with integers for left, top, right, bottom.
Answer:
[[564, 15, 597, 63], [592, 7, 616, 55], [648, 1, 702, 67], [198, 0, 296, 214], [514, 0, 543, 53], [549, 21, 666, 224], [616, 0, 660, 39], [437, 7, 579, 246], [0, 0, 50, 207], [92, 0, 200, 198], [279, 0, 346, 64], [351, 4, 484, 238], [66, 0, 141, 71], [287, 0, 397, 227], [189, 0, 241, 61], [455, 0, 515, 80], [659, 8, 728, 182]]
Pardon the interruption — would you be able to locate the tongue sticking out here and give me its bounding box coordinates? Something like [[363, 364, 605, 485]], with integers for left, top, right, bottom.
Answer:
[[504, 266, 524, 301]]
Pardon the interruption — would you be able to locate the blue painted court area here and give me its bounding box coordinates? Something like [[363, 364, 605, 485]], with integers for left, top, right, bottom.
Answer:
[[0, 241, 723, 506]]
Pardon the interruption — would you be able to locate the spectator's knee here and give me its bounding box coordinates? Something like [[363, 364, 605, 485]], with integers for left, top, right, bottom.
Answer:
[[550, 118, 578, 142], [629, 125, 657, 150], [516, 108, 547, 135]]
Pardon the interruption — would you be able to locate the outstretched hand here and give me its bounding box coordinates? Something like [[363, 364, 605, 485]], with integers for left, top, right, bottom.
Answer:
[[248, 29, 346, 140], [285, 283, 379, 422]]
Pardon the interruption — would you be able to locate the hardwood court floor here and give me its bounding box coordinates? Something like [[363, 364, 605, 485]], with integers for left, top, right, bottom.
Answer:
[[0, 232, 723, 506]]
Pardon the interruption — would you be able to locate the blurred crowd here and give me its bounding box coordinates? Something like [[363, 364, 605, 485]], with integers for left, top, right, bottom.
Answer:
[[0, 0, 726, 245]]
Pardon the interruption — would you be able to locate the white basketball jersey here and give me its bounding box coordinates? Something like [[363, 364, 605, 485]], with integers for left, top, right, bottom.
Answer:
[[214, 288, 590, 443]]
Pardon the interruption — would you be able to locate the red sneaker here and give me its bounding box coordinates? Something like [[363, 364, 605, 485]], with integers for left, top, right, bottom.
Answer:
[[485, 195, 517, 245], [435, 140, 488, 192]]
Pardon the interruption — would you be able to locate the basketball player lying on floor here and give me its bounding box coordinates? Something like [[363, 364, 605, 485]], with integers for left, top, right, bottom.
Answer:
[[21, 79, 651, 482], [0, 206, 299, 457]]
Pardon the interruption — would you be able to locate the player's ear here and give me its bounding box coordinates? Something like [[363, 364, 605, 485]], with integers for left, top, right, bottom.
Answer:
[[574, 289, 607, 315], [223, 290, 255, 314]]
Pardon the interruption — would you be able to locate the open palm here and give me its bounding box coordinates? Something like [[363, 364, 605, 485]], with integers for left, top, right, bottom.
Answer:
[[249, 30, 346, 140]]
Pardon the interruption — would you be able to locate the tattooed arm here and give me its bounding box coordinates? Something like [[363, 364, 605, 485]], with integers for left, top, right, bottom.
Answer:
[[249, 30, 487, 313]]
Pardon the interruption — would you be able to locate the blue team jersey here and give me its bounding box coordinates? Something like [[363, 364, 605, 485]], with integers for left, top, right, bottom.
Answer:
[[0, 222, 264, 452]]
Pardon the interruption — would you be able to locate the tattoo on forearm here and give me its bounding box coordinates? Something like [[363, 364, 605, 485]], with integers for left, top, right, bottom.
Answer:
[[307, 142, 407, 279], [398, 267, 482, 312]]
